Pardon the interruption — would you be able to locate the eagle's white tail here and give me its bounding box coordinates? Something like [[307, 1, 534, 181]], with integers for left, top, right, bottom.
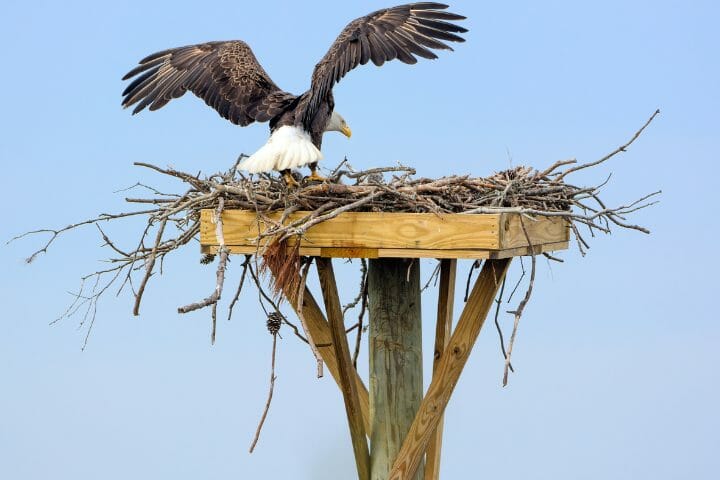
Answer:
[[239, 126, 323, 173]]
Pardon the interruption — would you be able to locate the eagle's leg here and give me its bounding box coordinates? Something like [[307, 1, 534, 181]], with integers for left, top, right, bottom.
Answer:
[[307, 162, 327, 182], [281, 169, 300, 188]]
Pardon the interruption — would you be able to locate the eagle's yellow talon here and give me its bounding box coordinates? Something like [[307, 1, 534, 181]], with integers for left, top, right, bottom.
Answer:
[[283, 171, 300, 188], [307, 171, 327, 182]]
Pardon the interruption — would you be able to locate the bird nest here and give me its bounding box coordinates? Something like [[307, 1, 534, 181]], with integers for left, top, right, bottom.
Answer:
[[13, 112, 659, 388]]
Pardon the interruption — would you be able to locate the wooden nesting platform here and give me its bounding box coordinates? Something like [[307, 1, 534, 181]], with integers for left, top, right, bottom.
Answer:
[[198, 209, 571, 480], [199, 210, 569, 259]]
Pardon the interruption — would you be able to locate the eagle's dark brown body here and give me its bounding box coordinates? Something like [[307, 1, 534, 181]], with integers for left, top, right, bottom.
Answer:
[[122, 3, 467, 175]]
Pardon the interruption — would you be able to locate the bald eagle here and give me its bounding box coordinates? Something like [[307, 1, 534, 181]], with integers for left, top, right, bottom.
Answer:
[[122, 3, 467, 186]]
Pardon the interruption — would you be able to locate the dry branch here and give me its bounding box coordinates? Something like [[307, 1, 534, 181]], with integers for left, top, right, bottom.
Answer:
[[503, 218, 537, 386], [249, 327, 278, 454], [176, 197, 230, 344], [295, 258, 324, 378]]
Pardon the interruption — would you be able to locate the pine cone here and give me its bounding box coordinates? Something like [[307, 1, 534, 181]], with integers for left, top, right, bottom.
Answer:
[[266, 312, 283, 336]]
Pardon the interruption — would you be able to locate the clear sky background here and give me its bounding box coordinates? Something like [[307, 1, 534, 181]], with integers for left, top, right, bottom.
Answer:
[[1, 1, 718, 479]]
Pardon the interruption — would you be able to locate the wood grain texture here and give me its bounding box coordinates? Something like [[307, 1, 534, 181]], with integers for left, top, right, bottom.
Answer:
[[488, 241, 569, 259], [369, 259, 424, 480], [200, 210, 503, 249], [499, 214, 569, 249], [200, 210, 570, 258], [266, 261, 371, 434], [316, 258, 371, 480], [201, 241, 569, 259], [424, 259, 457, 480], [388, 259, 512, 480]]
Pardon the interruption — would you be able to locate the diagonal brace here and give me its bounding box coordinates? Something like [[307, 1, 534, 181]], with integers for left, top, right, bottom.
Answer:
[[316, 258, 371, 480], [267, 260, 371, 434]]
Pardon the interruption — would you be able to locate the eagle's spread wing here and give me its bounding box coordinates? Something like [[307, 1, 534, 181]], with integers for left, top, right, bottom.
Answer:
[[302, 2, 467, 125], [122, 41, 296, 126]]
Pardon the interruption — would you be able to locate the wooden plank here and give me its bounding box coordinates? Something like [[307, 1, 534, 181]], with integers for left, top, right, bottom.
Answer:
[[201, 242, 568, 260], [202, 245, 490, 259], [316, 258, 371, 480], [320, 247, 380, 259], [369, 259, 424, 480], [374, 248, 490, 260], [488, 241, 569, 259], [388, 259, 512, 480], [265, 261, 371, 434], [499, 214, 569, 249], [201, 210, 503, 250], [424, 259, 457, 480], [203, 244, 322, 257]]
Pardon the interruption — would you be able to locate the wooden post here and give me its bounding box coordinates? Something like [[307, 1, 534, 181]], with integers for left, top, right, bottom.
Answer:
[[424, 259, 457, 480], [368, 258, 424, 480], [389, 258, 511, 480]]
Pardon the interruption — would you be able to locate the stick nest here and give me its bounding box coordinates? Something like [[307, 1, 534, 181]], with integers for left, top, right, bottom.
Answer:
[[11, 110, 660, 389]]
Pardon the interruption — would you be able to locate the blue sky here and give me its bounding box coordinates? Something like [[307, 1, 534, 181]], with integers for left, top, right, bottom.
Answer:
[[1, 1, 718, 479]]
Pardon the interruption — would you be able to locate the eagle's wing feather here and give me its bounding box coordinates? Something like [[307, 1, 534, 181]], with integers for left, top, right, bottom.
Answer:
[[122, 41, 296, 126], [302, 2, 467, 125]]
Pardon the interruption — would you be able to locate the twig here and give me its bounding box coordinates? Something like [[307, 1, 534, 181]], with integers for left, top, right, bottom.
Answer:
[[176, 198, 230, 345], [543, 252, 565, 263], [507, 257, 526, 303], [342, 259, 367, 317], [133, 217, 168, 316], [227, 255, 252, 322], [421, 261, 442, 292], [8, 208, 158, 264], [556, 109, 660, 182], [295, 258, 324, 378], [249, 333, 278, 453], [503, 218, 537, 386], [463, 260, 480, 302], [353, 277, 369, 368], [492, 277, 513, 373], [246, 262, 310, 344]]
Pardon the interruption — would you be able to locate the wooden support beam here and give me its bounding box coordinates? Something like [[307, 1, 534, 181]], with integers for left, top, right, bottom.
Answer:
[[388, 258, 512, 480], [316, 258, 371, 480], [200, 210, 570, 259], [369, 258, 424, 480], [267, 262, 371, 434], [202, 241, 568, 260], [424, 259, 457, 480]]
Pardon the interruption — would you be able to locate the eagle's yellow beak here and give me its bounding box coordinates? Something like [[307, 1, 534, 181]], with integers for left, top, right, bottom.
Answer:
[[341, 125, 352, 138]]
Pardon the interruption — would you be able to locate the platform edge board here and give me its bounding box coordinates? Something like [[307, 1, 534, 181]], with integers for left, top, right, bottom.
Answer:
[[200, 210, 503, 250], [200, 242, 569, 260], [499, 213, 570, 249], [200, 210, 569, 257]]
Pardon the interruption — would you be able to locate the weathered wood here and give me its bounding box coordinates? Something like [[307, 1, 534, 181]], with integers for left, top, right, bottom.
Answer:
[[201, 210, 504, 250], [369, 258, 424, 480], [488, 241, 568, 259], [388, 258, 512, 480], [266, 262, 371, 434], [424, 259, 457, 480], [316, 258, 371, 480], [201, 241, 569, 260], [500, 214, 569, 249]]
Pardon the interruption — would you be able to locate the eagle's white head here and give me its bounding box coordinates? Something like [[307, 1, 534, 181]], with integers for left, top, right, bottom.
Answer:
[[325, 111, 352, 138]]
